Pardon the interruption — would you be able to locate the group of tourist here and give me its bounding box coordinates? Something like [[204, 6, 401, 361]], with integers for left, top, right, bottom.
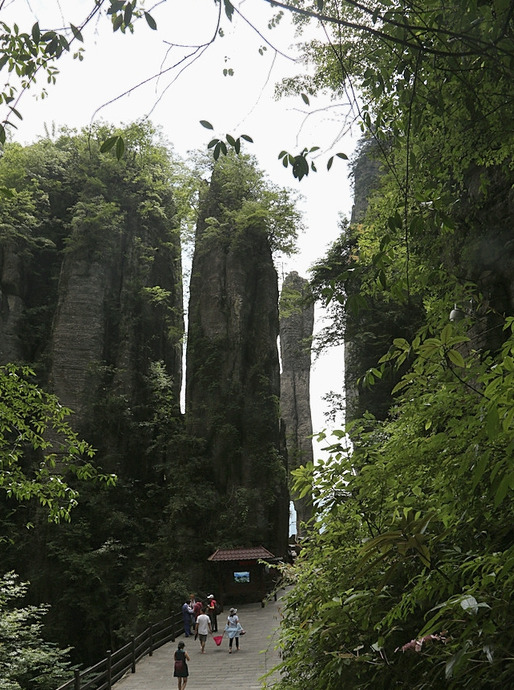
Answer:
[[175, 594, 245, 688], [181, 593, 219, 637]]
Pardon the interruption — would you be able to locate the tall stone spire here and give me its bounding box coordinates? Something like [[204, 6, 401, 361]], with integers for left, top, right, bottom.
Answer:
[[279, 271, 314, 537], [185, 159, 289, 557]]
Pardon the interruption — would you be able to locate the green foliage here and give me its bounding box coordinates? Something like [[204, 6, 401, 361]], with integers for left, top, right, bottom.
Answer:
[[0, 364, 112, 524], [279, 279, 312, 320], [271, 1, 514, 687], [0, 572, 72, 689], [278, 147, 348, 181], [0, 121, 187, 665], [0, 3, 156, 145], [199, 120, 254, 160], [200, 152, 303, 258], [275, 314, 514, 687]]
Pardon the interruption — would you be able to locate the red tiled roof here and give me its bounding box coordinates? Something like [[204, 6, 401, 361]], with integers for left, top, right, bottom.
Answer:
[[207, 546, 275, 562]]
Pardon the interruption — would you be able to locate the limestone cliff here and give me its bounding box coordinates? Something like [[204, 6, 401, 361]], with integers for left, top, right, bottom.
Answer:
[[0, 134, 184, 480], [185, 159, 289, 557], [48, 201, 183, 459], [279, 272, 314, 537], [0, 243, 25, 363]]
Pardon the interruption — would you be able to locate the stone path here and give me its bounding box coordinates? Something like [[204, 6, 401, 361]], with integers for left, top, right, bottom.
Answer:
[[115, 593, 285, 689]]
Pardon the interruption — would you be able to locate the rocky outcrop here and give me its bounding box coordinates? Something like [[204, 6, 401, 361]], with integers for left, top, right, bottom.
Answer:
[[279, 272, 314, 537], [185, 163, 289, 557]]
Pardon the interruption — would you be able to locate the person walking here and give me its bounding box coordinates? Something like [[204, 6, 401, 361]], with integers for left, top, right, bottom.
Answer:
[[225, 607, 242, 653], [173, 641, 190, 690], [195, 607, 212, 654]]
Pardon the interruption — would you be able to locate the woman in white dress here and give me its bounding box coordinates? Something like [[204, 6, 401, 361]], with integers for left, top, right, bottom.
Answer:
[[225, 607, 243, 653]]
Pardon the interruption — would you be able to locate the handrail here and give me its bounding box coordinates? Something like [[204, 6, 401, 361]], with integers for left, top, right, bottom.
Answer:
[[55, 611, 184, 690]]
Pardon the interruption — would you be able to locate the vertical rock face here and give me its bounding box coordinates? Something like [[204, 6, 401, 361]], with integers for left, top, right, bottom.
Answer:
[[49, 216, 183, 440], [45, 194, 183, 483], [186, 165, 289, 557], [279, 272, 314, 537], [346, 141, 382, 425], [0, 136, 184, 481], [345, 145, 514, 427], [50, 259, 109, 420], [0, 243, 25, 363]]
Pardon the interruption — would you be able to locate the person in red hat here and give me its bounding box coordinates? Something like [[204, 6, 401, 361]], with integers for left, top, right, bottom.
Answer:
[[206, 594, 218, 632]]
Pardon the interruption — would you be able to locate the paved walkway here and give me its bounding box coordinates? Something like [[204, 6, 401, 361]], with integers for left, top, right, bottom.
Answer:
[[116, 593, 286, 689]]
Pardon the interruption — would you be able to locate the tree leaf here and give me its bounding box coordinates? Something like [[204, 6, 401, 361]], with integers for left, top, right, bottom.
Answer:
[[223, 0, 235, 21], [447, 349, 465, 368], [100, 136, 118, 153], [124, 4, 133, 26], [459, 594, 478, 614], [108, 0, 125, 13], [113, 14, 123, 31], [200, 120, 214, 130], [115, 135, 125, 160], [32, 22, 41, 43], [70, 24, 83, 42], [144, 12, 157, 30], [494, 471, 512, 507], [486, 405, 500, 440]]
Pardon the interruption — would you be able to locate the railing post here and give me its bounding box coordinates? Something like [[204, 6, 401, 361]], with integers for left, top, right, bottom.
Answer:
[[149, 624, 154, 657], [131, 636, 136, 673], [106, 650, 112, 689], [74, 669, 81, 690]]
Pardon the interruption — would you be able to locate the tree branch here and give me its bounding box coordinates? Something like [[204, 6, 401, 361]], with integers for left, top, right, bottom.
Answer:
[[262, 0, 512, 60]]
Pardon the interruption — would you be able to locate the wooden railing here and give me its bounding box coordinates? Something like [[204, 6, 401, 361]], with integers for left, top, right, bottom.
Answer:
[[55, 611, 184, 690]]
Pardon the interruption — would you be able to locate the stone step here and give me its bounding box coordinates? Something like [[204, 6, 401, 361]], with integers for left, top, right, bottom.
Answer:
[[115, 593, 285, 689]]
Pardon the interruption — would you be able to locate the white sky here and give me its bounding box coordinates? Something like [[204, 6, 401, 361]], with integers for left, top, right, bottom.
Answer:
[[4, 0, 355, 442]]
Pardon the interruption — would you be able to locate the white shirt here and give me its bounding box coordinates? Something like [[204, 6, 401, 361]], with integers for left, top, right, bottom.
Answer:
[[196, 613, 210, 635]]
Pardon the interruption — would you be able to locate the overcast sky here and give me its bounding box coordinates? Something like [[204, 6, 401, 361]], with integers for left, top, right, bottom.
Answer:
[[4, 0, 356, 440]]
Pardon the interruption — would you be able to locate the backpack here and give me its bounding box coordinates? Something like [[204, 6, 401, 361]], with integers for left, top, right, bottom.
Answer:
[[174, 649, 185, 673], [214, 601, 222, 615]]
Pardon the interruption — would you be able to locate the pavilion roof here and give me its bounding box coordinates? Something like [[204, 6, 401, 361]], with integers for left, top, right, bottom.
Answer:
[[207, 546, 275, 562]]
